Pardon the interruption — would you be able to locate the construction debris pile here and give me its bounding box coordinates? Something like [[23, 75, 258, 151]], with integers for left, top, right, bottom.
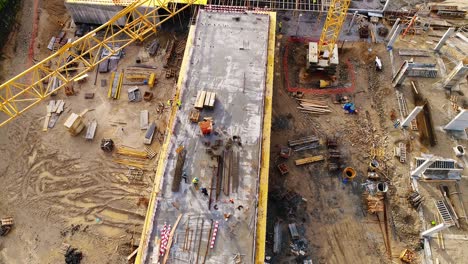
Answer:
[[64, 247, 83, 264]]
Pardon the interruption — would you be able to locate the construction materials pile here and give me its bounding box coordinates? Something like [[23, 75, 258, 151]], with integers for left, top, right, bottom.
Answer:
[[0, 217, 13, 236], [113, 146, 157, 170], [296, 98, 331, 115], [288, 135, 320, 152]]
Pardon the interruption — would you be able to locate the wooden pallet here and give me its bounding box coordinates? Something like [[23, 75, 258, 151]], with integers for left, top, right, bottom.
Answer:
[[145, 147, 157, 159], [399, 142, 407, 163], [189, 109, 200, 122]]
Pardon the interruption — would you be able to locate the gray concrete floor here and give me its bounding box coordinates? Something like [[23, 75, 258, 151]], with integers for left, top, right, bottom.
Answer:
[[278, 11, 387, 43], [145, 10, 270, 264]]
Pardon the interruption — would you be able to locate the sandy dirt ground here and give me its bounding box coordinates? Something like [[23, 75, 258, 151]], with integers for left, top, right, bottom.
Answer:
[[266, 39, 411, 264], [265, 10, 468, 263], [0, 0, 187, 263], [1, 1, 467, 264]]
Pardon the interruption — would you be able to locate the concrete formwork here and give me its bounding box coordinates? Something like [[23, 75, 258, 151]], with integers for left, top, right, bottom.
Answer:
[[65, 0, 127, 25], [143, 10, 271, 264]]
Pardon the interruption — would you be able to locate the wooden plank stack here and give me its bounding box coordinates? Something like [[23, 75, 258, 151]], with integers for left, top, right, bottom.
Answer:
[[296, 98, 331, 115], [195, 90, 216, 110], [294, 155, 324, 166], [195, 91, 206, 109]]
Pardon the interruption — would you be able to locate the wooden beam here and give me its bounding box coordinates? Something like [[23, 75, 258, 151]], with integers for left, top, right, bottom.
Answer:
[[162, 214, 183, 264]]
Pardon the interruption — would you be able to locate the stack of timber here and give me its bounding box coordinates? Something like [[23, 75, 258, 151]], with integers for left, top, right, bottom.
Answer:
[[113, 159, 148, 169], [116, 146, 156, 159], [194, 90, 216, 110], [288, 136, 320, 151], [44, 100, 66, 131], [85, 120, 97, 140], [108, 71, 123, 99], [294, 155, 324, 166], [365, 192, 384, 213], [296, 98, 331, 115]]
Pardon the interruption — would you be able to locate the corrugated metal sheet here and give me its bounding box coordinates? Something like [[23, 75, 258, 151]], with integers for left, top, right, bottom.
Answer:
[[65, 2, 126, 25], [65, 0, 207, 25]]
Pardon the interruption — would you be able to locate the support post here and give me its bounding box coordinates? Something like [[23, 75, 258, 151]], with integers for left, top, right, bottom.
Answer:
[[434, 27, 455, 52], [386, 18, 400, 41], [421, 223, 448, 238], [387, 25, 402, 50], [347, 11, 358, 33], [392, 60, 414, 87], [444, 109, 468, 131], [383, 0, 391, 12], [441, 61, 468, 90], [401, 106, 423, 127]]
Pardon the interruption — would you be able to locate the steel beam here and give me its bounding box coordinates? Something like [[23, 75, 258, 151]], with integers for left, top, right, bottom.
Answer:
[[421, 223, 448, 238], [401, 106, 423, 128], [441, 61, 468, 90], [434, 27, 455, 52], [387, 24, 402, 50], [385, 18, 400, 41]]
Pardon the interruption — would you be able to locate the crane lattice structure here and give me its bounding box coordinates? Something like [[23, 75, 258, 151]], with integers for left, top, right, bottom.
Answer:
[[0, 0, 196, 127], [317, 0, 351, 60]]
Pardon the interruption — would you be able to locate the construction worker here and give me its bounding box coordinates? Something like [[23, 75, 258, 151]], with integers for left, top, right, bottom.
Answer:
[[278, 21, 283, 33], [177, 100, 182, 109], [181, 172, 188, 183], [192, 177, 199, 186], [166, 99, 172, 106]]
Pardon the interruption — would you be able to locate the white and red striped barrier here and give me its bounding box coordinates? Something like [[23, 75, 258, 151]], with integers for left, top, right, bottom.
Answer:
[[210, 221, 220, 249], [159, 223, 172, 256]]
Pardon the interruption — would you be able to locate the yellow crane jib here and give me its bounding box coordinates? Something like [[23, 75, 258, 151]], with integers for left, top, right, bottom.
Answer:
[[307, 0, 350, 72], [0, 0, 196, 127], [318, 0, 351, 59]]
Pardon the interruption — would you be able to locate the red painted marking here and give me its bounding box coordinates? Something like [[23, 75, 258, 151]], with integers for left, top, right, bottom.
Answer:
[[28, 0, 40, 67]]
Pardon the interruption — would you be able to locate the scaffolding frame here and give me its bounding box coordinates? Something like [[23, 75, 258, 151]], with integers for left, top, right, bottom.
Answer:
[[207, 0, 330, 11]]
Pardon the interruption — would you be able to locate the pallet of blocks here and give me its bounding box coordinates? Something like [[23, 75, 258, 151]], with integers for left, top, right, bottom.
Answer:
[[189, 109, 200, 123]]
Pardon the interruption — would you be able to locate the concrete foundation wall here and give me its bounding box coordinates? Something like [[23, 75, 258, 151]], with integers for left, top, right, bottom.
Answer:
[[65, 2, 126, 26]]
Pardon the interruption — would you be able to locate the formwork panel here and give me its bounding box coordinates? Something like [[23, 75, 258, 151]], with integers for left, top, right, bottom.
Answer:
[[65, 2, 126, 25]]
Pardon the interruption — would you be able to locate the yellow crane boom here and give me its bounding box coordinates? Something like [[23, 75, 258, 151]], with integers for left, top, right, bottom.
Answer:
[[0, 0, 195, 127], [317, 0, 351, 60]]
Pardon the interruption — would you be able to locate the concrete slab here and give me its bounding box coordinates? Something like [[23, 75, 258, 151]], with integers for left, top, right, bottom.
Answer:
[[144, 10, 270, 264]]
